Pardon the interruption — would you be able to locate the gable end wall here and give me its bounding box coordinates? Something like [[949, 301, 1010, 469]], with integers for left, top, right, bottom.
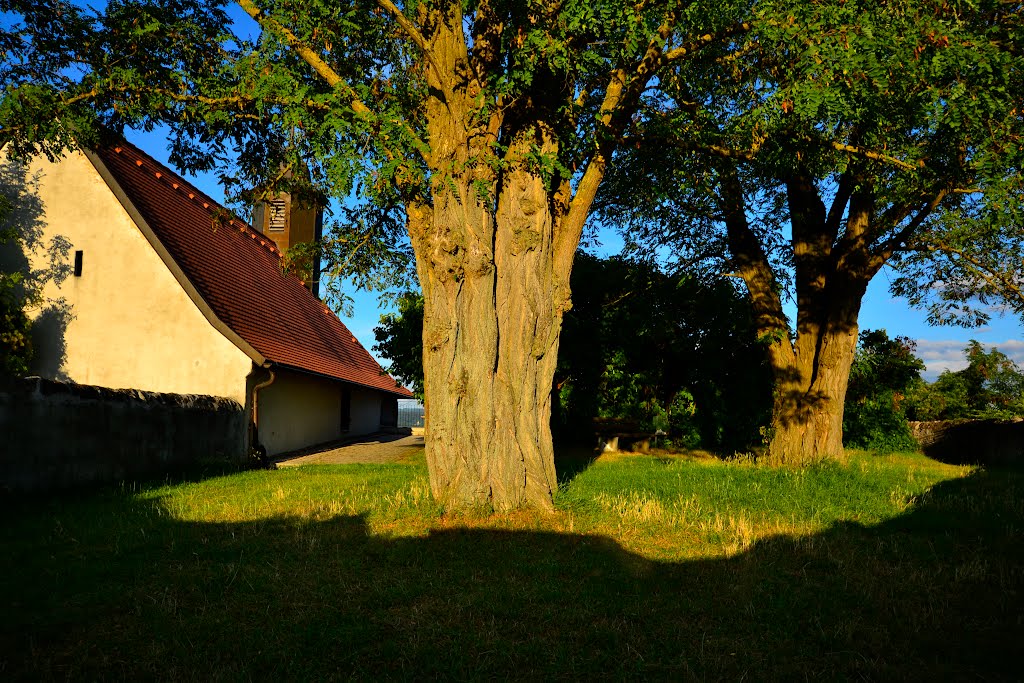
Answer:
[[26, 150, 253, 403]]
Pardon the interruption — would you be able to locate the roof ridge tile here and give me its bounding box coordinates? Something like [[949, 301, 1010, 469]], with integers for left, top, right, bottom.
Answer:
[[113, 140, 282, 257]]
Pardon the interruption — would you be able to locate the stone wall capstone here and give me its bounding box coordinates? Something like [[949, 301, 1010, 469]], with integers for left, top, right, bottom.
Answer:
[[0, 377, 247, 493]]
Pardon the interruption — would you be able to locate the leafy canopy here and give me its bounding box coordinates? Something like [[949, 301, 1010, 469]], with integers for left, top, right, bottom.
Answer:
[[601, 0, 1023, 325], [0, 0, 780, 308]]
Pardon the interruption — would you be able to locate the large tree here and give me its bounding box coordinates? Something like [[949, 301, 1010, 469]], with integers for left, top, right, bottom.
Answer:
[[601, 0, 1024, 463], [0, 0, 762, 509]]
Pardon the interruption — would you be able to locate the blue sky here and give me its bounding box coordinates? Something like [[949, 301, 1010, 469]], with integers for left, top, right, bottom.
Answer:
[[857, 270, 1024, 380], [122, 126, 1023, 382]]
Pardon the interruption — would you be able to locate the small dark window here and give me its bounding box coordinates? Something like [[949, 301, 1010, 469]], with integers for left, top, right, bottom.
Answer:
[[73, 250, 83, 277]]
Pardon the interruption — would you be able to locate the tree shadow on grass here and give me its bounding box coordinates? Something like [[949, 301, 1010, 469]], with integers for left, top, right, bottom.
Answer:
[[1, 468, 1021, 681]]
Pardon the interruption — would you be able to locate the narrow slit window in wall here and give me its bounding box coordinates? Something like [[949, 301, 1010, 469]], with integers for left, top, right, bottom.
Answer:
[[73, 250, 83, 277]]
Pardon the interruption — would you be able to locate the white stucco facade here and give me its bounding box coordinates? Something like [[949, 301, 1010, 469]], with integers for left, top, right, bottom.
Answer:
[[257, 369, 342, 456], [257, 369, 389, 456], [2, 147, 405, 459], [22, 150, 253, 403]]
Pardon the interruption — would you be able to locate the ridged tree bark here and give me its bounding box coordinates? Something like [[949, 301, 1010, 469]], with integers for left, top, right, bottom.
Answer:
[[410, 141, 570, 509], [400, 6, 599, 510], [398, 3, 673, 509]]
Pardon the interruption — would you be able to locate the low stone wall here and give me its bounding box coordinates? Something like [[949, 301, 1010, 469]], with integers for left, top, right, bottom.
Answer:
[[908, 419, 1024, 467], [0, 377, 247, 493]]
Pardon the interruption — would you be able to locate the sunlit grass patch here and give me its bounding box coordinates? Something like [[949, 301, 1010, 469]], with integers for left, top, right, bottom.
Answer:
[[554, 449, 974, 559], [120, 450, 976, 560], [141, 464, 441, 534]]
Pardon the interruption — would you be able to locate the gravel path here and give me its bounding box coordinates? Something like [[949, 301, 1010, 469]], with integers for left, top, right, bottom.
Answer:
[[274, 432, 425, 467]]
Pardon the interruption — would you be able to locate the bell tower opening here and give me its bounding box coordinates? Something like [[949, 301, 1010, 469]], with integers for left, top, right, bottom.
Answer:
[[251, 168, 323, 297]]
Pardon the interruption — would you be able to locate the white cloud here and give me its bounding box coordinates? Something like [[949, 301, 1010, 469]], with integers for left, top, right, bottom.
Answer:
[[914, 339, 1024, 381]]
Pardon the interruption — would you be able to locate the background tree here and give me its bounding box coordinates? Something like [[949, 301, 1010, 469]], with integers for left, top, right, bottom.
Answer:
[[374, 253, 773, 451], [600, 0, 1024, 463], [907, 341, 1024, 421], [0, 0, 761, 509], [373, 291, 424, 402], [553, 253, 771, 451], [842, 329, 925, 452]]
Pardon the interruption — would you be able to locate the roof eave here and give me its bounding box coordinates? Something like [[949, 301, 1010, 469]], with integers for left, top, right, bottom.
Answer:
[[267, 361, 414, 398]]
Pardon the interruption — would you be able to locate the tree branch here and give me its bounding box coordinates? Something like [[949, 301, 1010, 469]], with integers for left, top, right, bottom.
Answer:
[[718, 159, 793, 356], [662, 22, 752, 63], [788, 174, 832, 328], [374, 0, 455, 105], [236, 0, 371, 116], [827, 140, 917, 172], [148, 88, 333, 112], [876, 189, 931, 234], [824, 171, 854, 236], [621, 133, 757, 162], [875, 188, 948, 264], [630, 119, 918, 174], [831, 188, 880, 284], [558, 12, 680, 269]]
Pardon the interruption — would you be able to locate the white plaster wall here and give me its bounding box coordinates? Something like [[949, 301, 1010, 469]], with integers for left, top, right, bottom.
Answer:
[[257, 373, 387, 456], [257, 369, 342, 456], [21, 150, 253, 402], [350, 386, 384, 435]]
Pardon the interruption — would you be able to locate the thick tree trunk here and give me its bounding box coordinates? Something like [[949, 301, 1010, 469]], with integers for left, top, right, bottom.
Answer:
[[405, 3, 620, 509], [412, 161, 567, 511], [407, 38, 571, 508], [766, 317, 860, 464], [721, 162, 877, 465]]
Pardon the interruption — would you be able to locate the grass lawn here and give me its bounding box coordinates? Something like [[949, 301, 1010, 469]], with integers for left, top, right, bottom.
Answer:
[[1, 449, 1021, 680]]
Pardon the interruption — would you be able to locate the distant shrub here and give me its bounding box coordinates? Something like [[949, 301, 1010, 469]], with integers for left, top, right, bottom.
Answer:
[[843, 330, 924, 452], [844, 391, 919, 452]]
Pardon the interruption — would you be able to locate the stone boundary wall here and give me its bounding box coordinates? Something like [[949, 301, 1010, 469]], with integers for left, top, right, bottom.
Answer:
[[0, 377, 247, 493], [908, 419, 1024, 467]]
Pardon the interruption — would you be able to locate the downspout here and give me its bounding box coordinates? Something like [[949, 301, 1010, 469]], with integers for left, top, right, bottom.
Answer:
[[251, 365, 276, 466]]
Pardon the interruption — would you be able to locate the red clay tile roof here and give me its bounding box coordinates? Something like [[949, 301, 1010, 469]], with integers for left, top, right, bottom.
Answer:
[[93, 140, 412, 398]]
